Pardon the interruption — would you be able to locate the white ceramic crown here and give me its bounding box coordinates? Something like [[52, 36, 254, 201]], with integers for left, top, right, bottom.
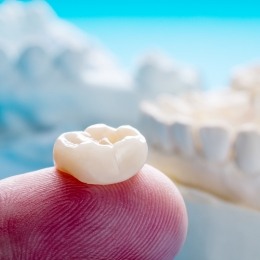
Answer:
[[53, 124, 148, 185]]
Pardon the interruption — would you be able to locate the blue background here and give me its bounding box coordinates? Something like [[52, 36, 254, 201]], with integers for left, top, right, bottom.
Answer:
[[24, 0, 260, 19]]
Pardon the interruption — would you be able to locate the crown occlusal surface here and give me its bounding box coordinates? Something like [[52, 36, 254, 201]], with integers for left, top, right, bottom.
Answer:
[[53, 124, 148, 185]]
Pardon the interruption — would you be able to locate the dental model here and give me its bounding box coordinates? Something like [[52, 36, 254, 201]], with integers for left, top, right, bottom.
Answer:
[[0, 124, 188, 259], [140, 89, 260, 210], [231, 62, 260, 117], [53, 124, 148, 185], [0, 0, 134, 136], [231, 62, 260, 96], [0, 1, 204, 179], [135, 51, 201, 98]]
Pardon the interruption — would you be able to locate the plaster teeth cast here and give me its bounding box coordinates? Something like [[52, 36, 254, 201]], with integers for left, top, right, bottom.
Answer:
[[17, 45, 49, 79], [135, 52, 201, 98], [53, 124, 148, 185], [172, 119, 195, 157], [157, 121, 175, 152], [140, 101, 168, 148], [199, 124, 231, 163], [235, 127, 260, 174]]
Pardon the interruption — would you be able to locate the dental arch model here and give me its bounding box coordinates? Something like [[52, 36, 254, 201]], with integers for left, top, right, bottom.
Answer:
[[53, 124, 148, 185], [140, 90, 260, 210]]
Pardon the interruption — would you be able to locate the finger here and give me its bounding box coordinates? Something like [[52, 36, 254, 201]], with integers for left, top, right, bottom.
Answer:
[[0, 164, 187, 260]]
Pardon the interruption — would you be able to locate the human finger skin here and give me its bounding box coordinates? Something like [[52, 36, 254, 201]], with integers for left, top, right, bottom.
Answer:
[[0, 164, 187, 260]]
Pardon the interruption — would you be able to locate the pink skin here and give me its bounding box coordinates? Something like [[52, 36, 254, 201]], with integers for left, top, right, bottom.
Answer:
[[0, 164, 187, 260]]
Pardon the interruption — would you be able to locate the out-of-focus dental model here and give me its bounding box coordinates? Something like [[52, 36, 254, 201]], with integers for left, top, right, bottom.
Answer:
[[140, 89, 260, 210], [231, 63, 260, 95], [0, 1, 202, 177], [135, 51, 202, 98], [0, 1, 202, 138], [0, 0, 135, 137], [231, 62, 260, 115], [140, 64, 260, 259]]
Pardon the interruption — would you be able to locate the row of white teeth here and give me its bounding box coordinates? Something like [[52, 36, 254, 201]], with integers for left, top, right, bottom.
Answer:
[[140, 91, 260, 175], [0, 46, 86, 76]]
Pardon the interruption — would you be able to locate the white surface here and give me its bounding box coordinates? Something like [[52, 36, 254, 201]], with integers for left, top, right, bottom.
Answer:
[[176, 185, 260, 260]]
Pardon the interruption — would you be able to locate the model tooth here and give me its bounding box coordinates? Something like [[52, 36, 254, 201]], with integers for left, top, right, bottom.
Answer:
[[140, 100, 175, 151], [142, 114, 174, 152], [148, 114, 175, 152], [53, 124, 148, 185], [145, 116, 162, 148], [155, 120, 175, 152], [16, 45, 49, 79], [199, 124, 231, 163], [172, 119, 194, 157], [140, 101, 160, 145], [55, 48, 86, 77], [235, 127, 260, 174]]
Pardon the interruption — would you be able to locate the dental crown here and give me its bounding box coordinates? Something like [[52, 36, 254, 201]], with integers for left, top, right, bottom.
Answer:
[[53, 124, 148, 185]]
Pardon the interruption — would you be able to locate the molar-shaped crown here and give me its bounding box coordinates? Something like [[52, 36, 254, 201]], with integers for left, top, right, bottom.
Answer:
[[53, 124, 148, 185]]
